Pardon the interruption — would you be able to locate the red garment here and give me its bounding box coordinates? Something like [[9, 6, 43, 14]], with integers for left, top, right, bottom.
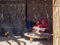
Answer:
[[41, 19, 50, 33], [33, 24, 44, 33], [32, 23, 43, 33], [35, 20, 43, 28], [36, 24, 43, 28]]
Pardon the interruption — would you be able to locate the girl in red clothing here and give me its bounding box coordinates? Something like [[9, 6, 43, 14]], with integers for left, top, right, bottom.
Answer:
[[41, 18, 50, 33], [32, 19, 50, 33], [32, 20, 43, 33]]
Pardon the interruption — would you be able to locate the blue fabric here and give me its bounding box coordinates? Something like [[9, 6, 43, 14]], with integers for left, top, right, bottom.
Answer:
[[26, 21, 35, 29]]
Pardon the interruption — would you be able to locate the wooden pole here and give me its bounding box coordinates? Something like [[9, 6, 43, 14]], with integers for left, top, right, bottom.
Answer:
[[53, 0, 60, 45]]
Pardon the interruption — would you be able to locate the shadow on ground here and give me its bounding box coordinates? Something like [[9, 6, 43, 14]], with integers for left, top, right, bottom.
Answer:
[[0, 36, 21, 45]]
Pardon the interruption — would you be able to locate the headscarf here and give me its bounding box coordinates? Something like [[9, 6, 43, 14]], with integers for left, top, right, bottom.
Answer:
[[41, 18, 50, 32]]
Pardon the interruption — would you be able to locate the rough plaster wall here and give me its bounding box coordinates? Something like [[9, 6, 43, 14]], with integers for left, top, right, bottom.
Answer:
[[0, 0, 26, 36], [27, 0, 52, 21], [27, 0, 53, 33], [0, 0, 53, 36]]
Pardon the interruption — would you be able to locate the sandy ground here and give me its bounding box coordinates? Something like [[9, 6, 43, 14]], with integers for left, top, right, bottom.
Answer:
[[0, 36, 53, 45]]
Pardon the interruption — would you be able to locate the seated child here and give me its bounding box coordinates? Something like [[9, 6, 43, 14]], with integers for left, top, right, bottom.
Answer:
[[32, 20, 43, 33], [41, 18, 50, 33], [32, 19, 50, 34]]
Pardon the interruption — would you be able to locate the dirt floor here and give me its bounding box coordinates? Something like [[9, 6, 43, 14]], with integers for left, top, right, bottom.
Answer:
[[0, 36, 53, 45]]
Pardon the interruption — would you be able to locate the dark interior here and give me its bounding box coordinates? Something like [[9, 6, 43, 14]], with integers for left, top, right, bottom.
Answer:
[[0, 0, 52, 36]]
